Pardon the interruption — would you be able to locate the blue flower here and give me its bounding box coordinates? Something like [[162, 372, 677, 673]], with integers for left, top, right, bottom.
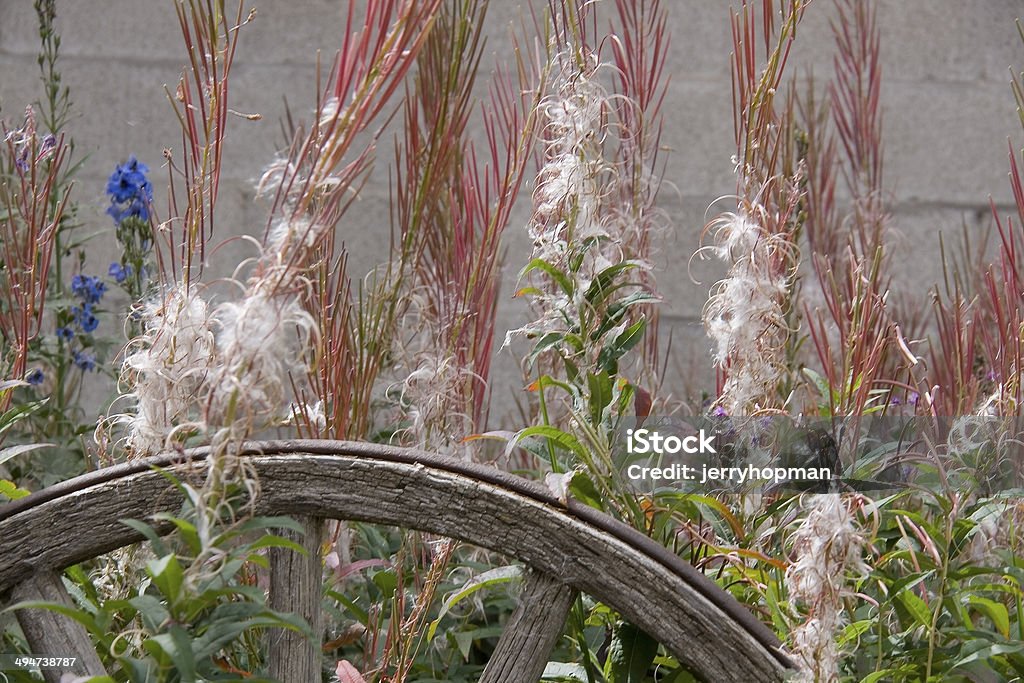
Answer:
[[72, 304, 99, 333], [106, 155, 152, 223], [73, 350, 96, 372], [26, 368, 45, 385], [70, 274, 106, 305], [56, 326, 74, 341], [106, 156, 151, 201], [108, 261, 132, 283], [107, 198, 150, 223]]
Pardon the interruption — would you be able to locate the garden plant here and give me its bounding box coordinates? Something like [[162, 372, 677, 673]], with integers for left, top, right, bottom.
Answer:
[[1, 0, 1023, 681]]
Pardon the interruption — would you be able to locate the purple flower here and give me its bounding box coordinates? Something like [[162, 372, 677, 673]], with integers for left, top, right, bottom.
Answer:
[[711, 405, 728, 417], [108, 262, 132, 283], [26, 368, 44, 385], [106, 155, 152, 223], [72, 350, 96, 372], [908, 391, 919, 406], [72, 304, 99, 333], [70, 274, 106, 305], [56, 326, 74, 341], [107, 198, 150, 224], [38, 134, 56, 159]]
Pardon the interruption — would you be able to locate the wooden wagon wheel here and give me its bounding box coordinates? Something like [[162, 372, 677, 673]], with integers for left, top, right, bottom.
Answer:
[[0, 440, 794, 682]]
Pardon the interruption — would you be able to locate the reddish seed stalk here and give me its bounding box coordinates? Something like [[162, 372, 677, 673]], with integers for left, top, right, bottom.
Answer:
[[278, 0, 439, 440], [608, 0, 670, 386], [394, 0, 540, 441], [161, 0, 251, 287], [0, 121, 69, 415], [796, 0, 903, 417]]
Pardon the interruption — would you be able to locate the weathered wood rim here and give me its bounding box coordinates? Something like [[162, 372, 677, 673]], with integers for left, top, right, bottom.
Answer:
[[0, 439, 793, 681]]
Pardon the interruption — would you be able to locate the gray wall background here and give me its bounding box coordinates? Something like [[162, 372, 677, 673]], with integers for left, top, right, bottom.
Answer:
[[1, 1, 1022, 424]]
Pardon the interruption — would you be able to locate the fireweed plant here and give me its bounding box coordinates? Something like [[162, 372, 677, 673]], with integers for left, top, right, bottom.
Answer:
[[1, 0, 110, 491], [2, 1, 1024, 682]]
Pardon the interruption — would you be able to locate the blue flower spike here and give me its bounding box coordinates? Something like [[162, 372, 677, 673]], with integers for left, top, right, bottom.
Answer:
[[106, 155, 153, 224]]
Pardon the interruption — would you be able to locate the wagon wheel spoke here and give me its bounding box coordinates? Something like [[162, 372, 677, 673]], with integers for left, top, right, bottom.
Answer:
[[479, 568, 577, 683], [267, 514, 325, 681], [10, 570, 109, 682]]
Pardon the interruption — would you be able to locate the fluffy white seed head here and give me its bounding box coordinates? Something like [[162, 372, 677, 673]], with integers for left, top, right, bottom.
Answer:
[[121, 284, 215, 456], [207, 293, 316, 433], [703, 209, 792, 414], [785, 495, 869, 683]]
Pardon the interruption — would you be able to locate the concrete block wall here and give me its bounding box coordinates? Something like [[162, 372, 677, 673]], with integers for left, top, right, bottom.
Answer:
[[1, 0, 1021, 422]]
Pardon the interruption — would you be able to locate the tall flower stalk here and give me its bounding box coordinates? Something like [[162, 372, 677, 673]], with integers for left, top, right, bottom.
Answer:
[[703, 0, 805, 417], [274, 0, 441, 444], [0, 108, 69, 419], [395, 0, 539, 455], [498, 0, 668, 536], [800, 0, 900, 420], [786, 494, 869, 682]]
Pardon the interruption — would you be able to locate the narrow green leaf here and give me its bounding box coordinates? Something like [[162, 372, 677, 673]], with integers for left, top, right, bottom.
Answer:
[[967, 596, 1010, 637], [604, 621, 658, 683], [146, 554, 185, 605], [428, 565, 523, 640], [521, 258, 574, 296], [896, 588, 932, 630], [0, 442, 54, 466]]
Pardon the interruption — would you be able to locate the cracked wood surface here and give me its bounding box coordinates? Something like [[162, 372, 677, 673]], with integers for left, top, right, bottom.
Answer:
[[10, 571, 110, 682], [0, 440, 792, 682], [478, 568, 578, 683]]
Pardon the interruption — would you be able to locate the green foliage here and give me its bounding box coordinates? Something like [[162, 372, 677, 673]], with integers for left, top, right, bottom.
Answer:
[[4, 480, 314, 682]]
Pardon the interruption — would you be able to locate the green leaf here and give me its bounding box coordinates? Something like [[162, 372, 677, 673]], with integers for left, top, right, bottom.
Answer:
[[838, 619, 874, 647], [584, 262, 639, 308], [372, 568, 398, 596], [127, 594, 171, 632], [660, 667, 700, 683], [542, 662, 589, 681], [567, 471, 605, 512], [597, 319, 646, 374], [510, 425, 588, 462], [0, 394, 47, 437], [428, 565, 523, 640], [146, 554, 185, 605], [120, 518, 169, 556], [529, 332, 570, 366], [2, 599, 99, 636], [233, 515, 307, 537], [967, 596, 1010, 637], [860, 669, 907, 683], [450, 625, 504, 660], [0, 478, 30, 500], [148, 625, 196, 679], [249, 534, 309, 555], [190, 603, 311, 662], [588, 371, 613, 425], [896, 587, 932, 630], [0, 442, 54, 466], [592, 291, 661, 342], [326, 589, 369, 624], [150, 512, 201, 555], [952, 640, 1024, 669], [521, 258, 574, 296], [604, 621, 658, 683]]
